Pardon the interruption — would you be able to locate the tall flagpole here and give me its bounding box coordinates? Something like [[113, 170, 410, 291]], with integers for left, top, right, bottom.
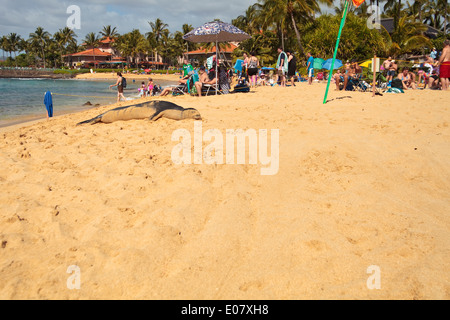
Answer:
[[323, 0, 350, 104]]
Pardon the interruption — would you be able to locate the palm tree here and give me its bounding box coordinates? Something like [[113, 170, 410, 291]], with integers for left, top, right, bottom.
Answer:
[[100, 25, 119, 40], [233, 3, 263, 34], [383, 0, 406, 29], [116, 29, 148, 67], [181, 23, 194, 53], [28, 27, 50, 68], [54, 27, 77, 67], [8, 33, 23, 65], [83, 32, 100, 67], [148, 18, 169, 44], [1, 36, 7, 61], [389, 15, 432, 55], [259, 0, 333, 56], [146, 18, 169, 63]]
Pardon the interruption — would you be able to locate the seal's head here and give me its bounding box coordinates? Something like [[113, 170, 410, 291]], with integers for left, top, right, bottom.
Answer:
[[183, 108, 202, 120]]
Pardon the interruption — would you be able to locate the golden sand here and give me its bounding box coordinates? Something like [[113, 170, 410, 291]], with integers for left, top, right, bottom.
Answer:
[[0, 83, 449, 299]]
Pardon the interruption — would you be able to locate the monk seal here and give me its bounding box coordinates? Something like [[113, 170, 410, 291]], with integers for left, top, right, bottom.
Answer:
[[77, 100, 201, 125]]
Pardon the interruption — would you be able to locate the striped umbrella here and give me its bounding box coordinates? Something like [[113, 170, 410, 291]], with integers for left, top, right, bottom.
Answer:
[[183, 21, 251, 94]]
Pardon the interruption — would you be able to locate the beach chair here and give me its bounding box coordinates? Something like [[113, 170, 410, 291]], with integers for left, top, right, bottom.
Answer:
[[346, 74, 369, 92], [169, 72, 198, 96], [316, 72, 324, 81], [202, 83, 222, 96]]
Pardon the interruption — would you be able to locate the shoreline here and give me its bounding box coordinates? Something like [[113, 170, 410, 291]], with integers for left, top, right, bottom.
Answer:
[[0, 75, 179, 129]]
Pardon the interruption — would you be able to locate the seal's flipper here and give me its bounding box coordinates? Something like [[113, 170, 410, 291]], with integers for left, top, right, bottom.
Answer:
[[149, 111, 163, 121], [76, 115, 102, 126]]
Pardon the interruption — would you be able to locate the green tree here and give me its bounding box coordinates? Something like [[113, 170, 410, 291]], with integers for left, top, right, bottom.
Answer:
[[146, 18, 169, 63], [28, 27, 51, 68], [83, 32, 101, 67], [54, 27, 77, 67], [116, 29, 148, 67], [100, 25, 119, 39], [259, 0, 333, 56]]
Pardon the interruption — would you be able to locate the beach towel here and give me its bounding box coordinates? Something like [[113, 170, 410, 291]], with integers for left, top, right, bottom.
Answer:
[[44, 91, 53, 118], [386, 87, 404, 93], [276, 51, 288, 74]]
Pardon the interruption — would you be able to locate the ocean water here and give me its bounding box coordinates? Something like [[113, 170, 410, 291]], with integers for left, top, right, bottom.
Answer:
[[0, 77, 176, 127]]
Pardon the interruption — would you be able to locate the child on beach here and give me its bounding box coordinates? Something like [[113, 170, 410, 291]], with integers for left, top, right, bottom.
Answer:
[[147, 78, 154, 96], [139, 82, 147, 97]]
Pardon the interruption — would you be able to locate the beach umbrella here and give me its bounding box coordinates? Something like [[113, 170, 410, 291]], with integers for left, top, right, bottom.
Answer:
[[44, 91, 53, 119], [322, 58, 343, 70], [359, 60, 372, 68], [313, 58, 325, 69], [183, 21, 251, 94]]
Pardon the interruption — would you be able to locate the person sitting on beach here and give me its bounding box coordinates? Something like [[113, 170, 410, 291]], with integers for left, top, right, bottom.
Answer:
[[340, 60, 360, 90], [109, 72, 126, 102], [398, 67, 416, 90], [427, 68, 440, 89], [195, 66, 217, 97], [259, 70, 267, 86], [333, 69, 344, 90]]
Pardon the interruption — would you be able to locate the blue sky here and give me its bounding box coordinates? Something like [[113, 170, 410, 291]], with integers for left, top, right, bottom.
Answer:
[[1, 0, 258, 40], [0, 0, 345, 41]]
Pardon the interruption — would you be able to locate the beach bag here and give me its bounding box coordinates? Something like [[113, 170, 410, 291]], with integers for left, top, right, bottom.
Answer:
[[233, 83, 250, 93], [122, 77, 127, 88], [391, 78, 402, 89]]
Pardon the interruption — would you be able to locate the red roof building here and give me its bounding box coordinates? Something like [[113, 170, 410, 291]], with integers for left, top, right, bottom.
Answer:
[[63, 48, 112, 67]]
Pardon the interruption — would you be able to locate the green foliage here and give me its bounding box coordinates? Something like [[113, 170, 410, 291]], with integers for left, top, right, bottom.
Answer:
[[301, 13, 387, 61]]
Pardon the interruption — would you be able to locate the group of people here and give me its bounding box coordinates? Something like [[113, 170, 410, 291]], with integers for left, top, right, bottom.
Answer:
[[138, 78, 157, 97], [108, 40, 449, 101], [328, 39, 450, 92], [381, 41, 449, 91]]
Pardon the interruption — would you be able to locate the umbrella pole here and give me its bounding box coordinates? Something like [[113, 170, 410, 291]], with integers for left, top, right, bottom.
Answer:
[[323, 0, 350, 104]]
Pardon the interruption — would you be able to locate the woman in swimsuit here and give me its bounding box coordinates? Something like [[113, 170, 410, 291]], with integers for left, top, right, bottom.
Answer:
[[247, 52, 259, 88], [398, 67, 416, 90], [109, 72, 126, 102]]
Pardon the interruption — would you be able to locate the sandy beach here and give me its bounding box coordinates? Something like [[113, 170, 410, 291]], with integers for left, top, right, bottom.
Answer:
[[0, 83, 449, 299]]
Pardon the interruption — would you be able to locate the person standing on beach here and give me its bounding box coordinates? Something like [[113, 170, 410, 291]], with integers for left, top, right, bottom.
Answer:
[[276, 48, 288, 87], [306, 52, 314, 85], [286, 50, 297, 86], [430, 47, 438, 61], [179, 59, 193, 85], [247, 52, 259, 88], [242, 52, 250, 83], [438, 40, 450, 91], [109, 72, 126, 102]]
